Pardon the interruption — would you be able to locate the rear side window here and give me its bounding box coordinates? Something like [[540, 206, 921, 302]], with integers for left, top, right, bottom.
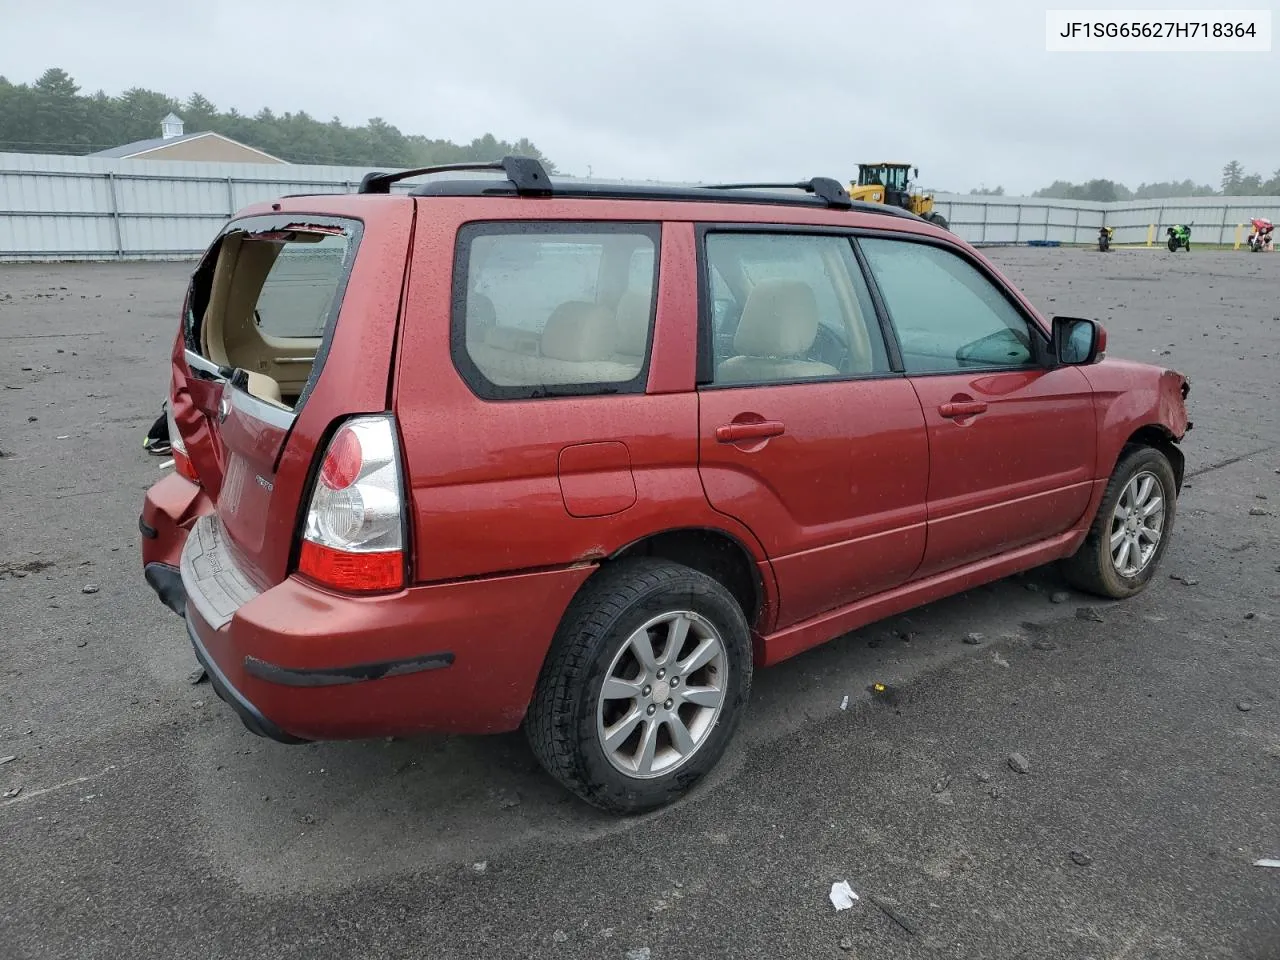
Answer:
[[452, 222, 660, 399]]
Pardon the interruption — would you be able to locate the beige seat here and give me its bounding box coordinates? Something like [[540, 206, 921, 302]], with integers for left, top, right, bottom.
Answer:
[[466, 300, 640, 386], [245, 371, 285, 407], [466, 291, 497, 341], [613, 290, 652, 362], [715, 280, 841, 384]]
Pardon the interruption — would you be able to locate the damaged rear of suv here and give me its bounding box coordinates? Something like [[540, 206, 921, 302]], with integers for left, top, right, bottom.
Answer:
[[141, 197, 427, 739]]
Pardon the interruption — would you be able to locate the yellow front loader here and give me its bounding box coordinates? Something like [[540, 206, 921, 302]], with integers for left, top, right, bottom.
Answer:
[[849, 163, 949, 230]]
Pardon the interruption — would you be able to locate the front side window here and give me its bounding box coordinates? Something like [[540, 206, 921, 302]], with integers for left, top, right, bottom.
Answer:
[[703, 232, 890, 386], [453, 223, 659, 399], [858, 238, 1037, 374]]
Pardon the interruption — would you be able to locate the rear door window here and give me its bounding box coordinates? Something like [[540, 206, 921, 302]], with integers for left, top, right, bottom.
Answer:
[[452, 222, 660, 399], [702, 232, 890, 384]]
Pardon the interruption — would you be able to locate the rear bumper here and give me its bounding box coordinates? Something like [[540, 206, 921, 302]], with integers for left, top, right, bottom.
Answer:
[[186, 611, 308, 744], [177, 566, 592, 740], [141, 479, 595, 740], [140, 471, 213, 571], [142, 500, 596, 742]]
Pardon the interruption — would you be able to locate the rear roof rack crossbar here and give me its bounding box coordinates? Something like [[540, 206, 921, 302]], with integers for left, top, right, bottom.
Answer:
[[357, 156, 552, 196], [702, 177, 853, 209]]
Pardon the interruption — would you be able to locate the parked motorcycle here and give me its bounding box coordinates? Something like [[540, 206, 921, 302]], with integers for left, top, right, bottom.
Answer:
[[1166, 224, 1191, 252], [1247, 217, 1274, 252], [1098, 226, 1114, 252]]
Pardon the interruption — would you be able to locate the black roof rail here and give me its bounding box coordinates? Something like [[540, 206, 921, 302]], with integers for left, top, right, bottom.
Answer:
[[357, 156, 552, 196], [702, 177, 853, 209]]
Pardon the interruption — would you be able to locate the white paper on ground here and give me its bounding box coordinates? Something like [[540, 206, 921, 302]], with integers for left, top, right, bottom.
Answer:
[[840, 695, 849, 711], [829, 880, 859, 910], [1254, 858, 1280, 868]]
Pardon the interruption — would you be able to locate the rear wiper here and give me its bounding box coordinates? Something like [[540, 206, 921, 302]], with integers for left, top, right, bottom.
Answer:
[[183, 348, 249, 388]]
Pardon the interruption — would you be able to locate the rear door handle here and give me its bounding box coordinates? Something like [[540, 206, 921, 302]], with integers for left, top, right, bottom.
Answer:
[[716, 420, 786, 443], [939, 400, 988, 419]]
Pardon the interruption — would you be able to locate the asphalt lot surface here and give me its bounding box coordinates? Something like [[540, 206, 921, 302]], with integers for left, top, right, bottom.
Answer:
[[2, 247, 1278, 959]]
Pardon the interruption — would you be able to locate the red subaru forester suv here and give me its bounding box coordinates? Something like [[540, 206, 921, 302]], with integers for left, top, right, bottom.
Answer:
[[140, 158, 1190, 813]]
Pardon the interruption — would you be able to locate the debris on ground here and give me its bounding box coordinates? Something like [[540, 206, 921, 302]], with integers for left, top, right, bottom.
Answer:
[[1070, 850, 1094, 866], [1050, 591, 1070, 604], [472, 862, 487, 874], [1237, 702, 1253, 712], [933, 774, 952, 794], [1076, 606, 1105, 623], [0, 756, 15, 766], [1254, 859, 1280, 868], [188, 666, 207, 685], [840, 695, 849, 711], [992, 653, 1010, 668], [976, 771, 992, 784], [829, 880, 859, 911], [552, 930, 567, 943], [81, 584, 99, 594], [1032, 640, 1059, 651], [3, 787, 21, 799], [1170, 574, 1199, 585], [1244, 612, 1257, 621], [625, 948, 651, 960], [1008, 752, 1032, 774], [839, 935, 855, 951], [963, 632, 983, 645], [1248, 508, 1271, 517], [869, 895, 918, 935]]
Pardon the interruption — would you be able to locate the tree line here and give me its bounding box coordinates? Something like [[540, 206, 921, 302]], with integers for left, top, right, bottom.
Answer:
[[0, 68, 555, 170], [969, 162, 1280, 200]]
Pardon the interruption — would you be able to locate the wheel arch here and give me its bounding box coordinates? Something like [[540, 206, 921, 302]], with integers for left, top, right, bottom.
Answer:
[[1121, 424, 1185, 492], [606, 527, 766, 627]]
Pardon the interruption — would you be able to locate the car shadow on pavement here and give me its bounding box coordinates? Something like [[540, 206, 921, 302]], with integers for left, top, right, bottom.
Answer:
[[184, 565, 1089, 893]]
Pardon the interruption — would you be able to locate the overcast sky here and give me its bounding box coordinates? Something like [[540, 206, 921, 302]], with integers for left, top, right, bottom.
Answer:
[[2, 0, 1275, 194]]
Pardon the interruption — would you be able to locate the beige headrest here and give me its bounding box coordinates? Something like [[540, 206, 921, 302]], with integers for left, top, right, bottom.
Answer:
[[614, 291, 652, 356], [541, 301, 617, 362], [734, 280, 819, 358], [467, 292, 496, 336]]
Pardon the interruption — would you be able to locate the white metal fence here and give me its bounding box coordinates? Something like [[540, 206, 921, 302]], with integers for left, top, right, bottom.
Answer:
[[934, 194, 1280, 247], [1, 151, 1278, 261]]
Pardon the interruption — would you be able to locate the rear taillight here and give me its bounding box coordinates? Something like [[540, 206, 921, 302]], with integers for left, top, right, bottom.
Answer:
[[167, 403, 200, 484], [297, 415, 405, 592]]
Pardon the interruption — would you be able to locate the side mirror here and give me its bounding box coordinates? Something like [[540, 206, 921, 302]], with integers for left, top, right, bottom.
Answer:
[[913, 167, 919, 179], [1052, 316, 1106, 365]]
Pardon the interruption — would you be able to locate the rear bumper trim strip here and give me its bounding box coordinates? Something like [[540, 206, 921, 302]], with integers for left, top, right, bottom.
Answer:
[[243, 651, 456, 687]]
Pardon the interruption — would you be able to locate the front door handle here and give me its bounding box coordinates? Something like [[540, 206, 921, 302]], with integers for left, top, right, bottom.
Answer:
[[716, 420, 785, 443], [939, 400, 988, 419]]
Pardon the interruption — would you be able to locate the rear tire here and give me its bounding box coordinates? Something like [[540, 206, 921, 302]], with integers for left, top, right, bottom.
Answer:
[[525, 559, 753, 814], [1060, 445, 1178, 599]]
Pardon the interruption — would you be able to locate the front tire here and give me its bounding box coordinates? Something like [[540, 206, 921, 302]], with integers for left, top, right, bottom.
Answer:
[[525, 559, 753, 814], [1060, 445, 1178, 599], [926, 212, 949, 231]]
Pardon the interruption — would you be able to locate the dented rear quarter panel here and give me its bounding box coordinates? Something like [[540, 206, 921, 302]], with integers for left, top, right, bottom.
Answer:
[[1078, 357, 1190, 478]]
